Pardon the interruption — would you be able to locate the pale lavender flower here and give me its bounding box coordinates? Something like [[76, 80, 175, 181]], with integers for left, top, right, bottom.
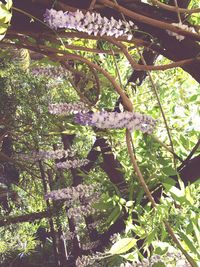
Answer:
[[14, 149, 75, 162], [49, 101, 89, 115], [76, 255, 96, 267], [150, 255, 162, 265], [31, 66, 69, 79], [56, 158, 89, 169], [88, 219, 102, 230], [45, 184, 96, 201], [81, 240, 100, 250], [74, 111, 156, 134], [166, 23, 195, 41], [67, 203, 95, 220], [176, 259, 190, 267], [44, 9, 137, 40], [44, 9, 67, 29]]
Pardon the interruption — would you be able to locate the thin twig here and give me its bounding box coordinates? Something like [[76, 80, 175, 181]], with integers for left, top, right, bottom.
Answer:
[[89, 0, 97, 10], [95, 37, 200, 72], [137, 47, 177, 168], [174, 0, 182, 24], [151, 0, 200, 15], [151, 135, 183, 162]]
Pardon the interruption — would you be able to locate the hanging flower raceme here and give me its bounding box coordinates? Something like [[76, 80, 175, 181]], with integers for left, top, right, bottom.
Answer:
[[67, 203, 95, 220], [56, 159, 89, 169], [31, 66, 69, 79], [49, 101, 89, 115], [74, 111, 156, 134], [44, 9, 137, 40], [14, 149, 75, 162], [45, 184, 96, 201], [166, 23, 195, 41]]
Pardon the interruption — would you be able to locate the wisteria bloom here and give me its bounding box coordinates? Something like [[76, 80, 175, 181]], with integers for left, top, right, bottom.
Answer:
[[14, 149, 75, 161], [81, 240, 100, 250], [166, 23, 195, 41], [76, 255, 96, 267], [45, 184, 96, 201], [74, 111, 156, 134], [49, 101, 89, 115], [56, 158, 89, 169], [31, 66, 69, 79], [67, 203, 95, 220], [44, 9, 137, 40]]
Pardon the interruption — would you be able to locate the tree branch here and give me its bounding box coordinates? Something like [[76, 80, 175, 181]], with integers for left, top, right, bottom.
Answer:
[[98, 0, 200, 41], [0, 210, 53, 227], [151, 0, 200, 14]]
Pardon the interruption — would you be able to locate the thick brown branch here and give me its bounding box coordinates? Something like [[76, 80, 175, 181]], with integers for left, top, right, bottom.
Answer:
[[0, 210, 53, 227], [99, 0, 200, 41], [151, 0, 200, 14]]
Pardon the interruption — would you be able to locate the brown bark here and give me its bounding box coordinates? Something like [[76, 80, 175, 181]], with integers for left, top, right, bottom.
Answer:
[[97, 1, 200, 82], [0, 209, 53, 227]]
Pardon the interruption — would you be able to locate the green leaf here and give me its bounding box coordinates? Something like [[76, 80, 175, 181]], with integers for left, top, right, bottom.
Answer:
[[192, 222, 200, 248], [146, 229, 157, 245], [126, 201, 134, 208], [121, 251, 138, 261], [189, 94, 198, 102], [162, 177, 176, 191], [5, 0, 13, 10], [93, 201, 113, 211], [109, 238, 137, 255], [0, 3, 11, 22], [162, 166, 177, 176], [168, 186, 186, 203], [61, 130, 76, 135], [178, 231, 200, 259], [0, 1, 12, 41], [154, 242, 169, 255], [119, 198, 126, 205], [105, 206, 121, 227], [152, 263, 166, 267], [0, 21, 8, 34]]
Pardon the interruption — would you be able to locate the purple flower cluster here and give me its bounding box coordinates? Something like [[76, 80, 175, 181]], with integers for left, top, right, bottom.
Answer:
[[45, 184, 96, 201], [44, 9, 137, 40], [46, 184, 98, 223], [76, 255, 96, 267], [14, 149, 74, 162], [76, 252, 103, 267], [67, 203, 95, 220], [81, 240, 100, 250], [74, 111, 156, 134], [56, 158, 89, 169], [49, 101, 89, 115], [31, 66, 68, 79]]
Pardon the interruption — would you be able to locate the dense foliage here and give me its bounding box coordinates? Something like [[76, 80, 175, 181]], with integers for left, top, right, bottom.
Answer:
[[0, 0, 200, 267]]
